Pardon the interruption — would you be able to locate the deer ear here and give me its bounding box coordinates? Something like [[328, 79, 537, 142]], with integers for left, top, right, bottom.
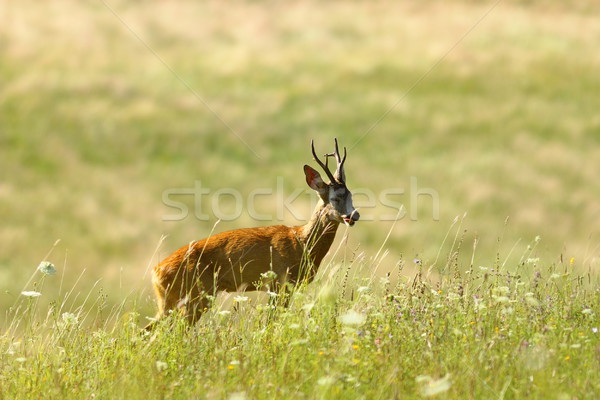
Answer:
[[304, 165, 327, 192]]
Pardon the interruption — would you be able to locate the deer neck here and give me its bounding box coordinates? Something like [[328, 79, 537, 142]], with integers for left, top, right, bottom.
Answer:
[[298, 199, 339, 268]]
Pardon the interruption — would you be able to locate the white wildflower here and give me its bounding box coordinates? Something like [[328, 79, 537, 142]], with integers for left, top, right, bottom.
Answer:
[[21, 291, 41, 297], [228, 392, 247, 400], [233, 295, 249, 303], [260, 270, 277, 280], [205, 295, 215, 303], [493, 286, 510, 295], [501, 306, 514, 315], [339, 309, 366, 326], [416, 374, 452, 397], [447, 292, 461, 301], [356, 286, 371, 294], [155, 361, 168, 372], [93, 330, 108, 339], [61, 312, 79, 326], [317, 376, 335, 386], [217, 310, 231, 316], [38, 261, 57, 276]]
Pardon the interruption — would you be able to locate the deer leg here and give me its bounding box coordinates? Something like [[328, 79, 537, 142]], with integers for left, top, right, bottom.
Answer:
[[144, 278, 171, 331], [179, 273, 214, 325], [183, 293, 210, 325]]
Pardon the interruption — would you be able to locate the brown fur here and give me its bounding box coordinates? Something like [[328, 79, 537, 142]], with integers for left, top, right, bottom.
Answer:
[[148, 201, 340, 326]]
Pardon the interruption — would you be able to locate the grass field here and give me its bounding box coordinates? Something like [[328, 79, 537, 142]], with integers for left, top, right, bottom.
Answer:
[[1, 0, 600, 398], [2, 254, 599, 399]]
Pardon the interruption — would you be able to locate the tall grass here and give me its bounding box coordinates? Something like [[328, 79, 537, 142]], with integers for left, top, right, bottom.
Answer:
[[2, 1, 600, 316], [1, 234, 598, 399]]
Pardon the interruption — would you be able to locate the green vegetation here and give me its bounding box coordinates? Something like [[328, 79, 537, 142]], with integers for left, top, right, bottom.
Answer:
[[1, 0, 599, 398], [1, 252, 598, 399]]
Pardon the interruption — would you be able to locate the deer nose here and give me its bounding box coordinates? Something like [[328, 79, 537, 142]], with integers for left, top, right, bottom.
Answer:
[[342, 211, 360, 225]]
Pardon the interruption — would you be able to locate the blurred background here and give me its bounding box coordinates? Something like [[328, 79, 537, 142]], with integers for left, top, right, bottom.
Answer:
[[1, 0, 599, 322]]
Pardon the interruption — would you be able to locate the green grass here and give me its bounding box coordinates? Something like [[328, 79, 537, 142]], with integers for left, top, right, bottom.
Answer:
[[1, 249, 599, 399], [1, 0, 600, 397], [2, 0, 600, 319]]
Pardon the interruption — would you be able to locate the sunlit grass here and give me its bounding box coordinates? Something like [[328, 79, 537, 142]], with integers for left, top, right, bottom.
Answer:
[[1, 244, 598, 399], [1, 1, 600, 315]]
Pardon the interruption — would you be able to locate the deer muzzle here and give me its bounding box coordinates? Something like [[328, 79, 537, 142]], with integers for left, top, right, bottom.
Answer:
[[343, 211, 360, 226]]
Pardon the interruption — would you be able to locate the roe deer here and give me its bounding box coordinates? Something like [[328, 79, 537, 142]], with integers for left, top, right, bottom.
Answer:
[[147, 138, 359, 328]]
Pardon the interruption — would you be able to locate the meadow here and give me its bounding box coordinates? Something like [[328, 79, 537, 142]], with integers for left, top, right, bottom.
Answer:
[[2, 255, 599, 399], [1, 0, 599, 398]]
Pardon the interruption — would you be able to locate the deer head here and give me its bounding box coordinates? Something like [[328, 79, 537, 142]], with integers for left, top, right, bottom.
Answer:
[[304, 138, 360, 226]]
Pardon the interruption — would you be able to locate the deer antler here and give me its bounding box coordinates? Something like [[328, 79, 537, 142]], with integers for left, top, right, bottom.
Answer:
[[311, 139, 337, 183], [325, 138, 347, 184], [333, 138, 347, 184]]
